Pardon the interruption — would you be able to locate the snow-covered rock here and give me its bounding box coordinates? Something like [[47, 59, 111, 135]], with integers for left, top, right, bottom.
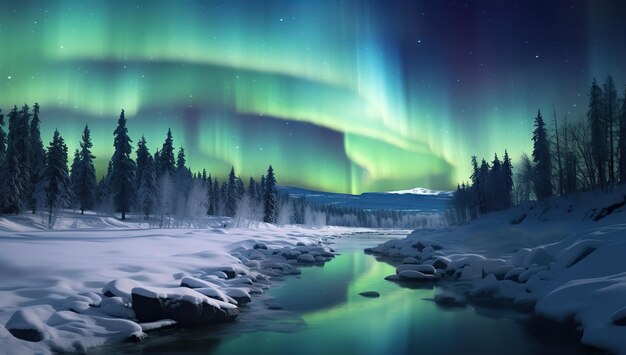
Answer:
[[398, 270, 438, 281], [6, 309, 48, 342], [396, 264, 436, 275], [131, 286, 239, 326]]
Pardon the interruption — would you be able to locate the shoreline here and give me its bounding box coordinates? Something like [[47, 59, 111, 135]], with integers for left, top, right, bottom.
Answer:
[[0, 214, 361, 354]]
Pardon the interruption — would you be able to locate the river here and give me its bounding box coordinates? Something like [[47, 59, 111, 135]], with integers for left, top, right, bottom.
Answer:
[[107, 232, 589, 355]]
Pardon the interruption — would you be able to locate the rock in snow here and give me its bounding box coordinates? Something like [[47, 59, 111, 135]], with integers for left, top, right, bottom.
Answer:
[[398, 270, 438, 281], [396, 264, 436, 275], [6, 309, 47, 342], [131, 287, 239, 326], [359, 291, 381, 298]]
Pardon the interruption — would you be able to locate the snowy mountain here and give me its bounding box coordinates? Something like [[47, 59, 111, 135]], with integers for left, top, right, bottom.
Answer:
[[387, 187, 454, 196], [277, 186, 452, 212]]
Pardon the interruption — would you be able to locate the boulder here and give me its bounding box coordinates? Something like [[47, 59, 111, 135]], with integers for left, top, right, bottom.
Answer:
[[280, 249, 302, 260], [402, 257, 419, 264], [396, 264, 436, 275], [384, 274, 400, 281], [6, 310, 46, 342], [431, 257, 450, 270], [359, 291, 380, 298], [398, 270, 438, 281], [131, 287, 239, 327], [297, 254, 315, 263], [253, 243, 268, 250]]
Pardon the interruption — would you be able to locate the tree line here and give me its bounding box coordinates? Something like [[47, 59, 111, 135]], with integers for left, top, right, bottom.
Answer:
[[452, 75, 626, 223], [0, 107, 279, 227], [0, 105, 437, 229]]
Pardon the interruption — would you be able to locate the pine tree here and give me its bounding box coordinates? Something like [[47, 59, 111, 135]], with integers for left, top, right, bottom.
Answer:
[[69, 149, 81, 207], [532, 110, 553, 202], [263, 165, 278, 223], [259, 175, 266, 202], [136, 137, 157, 219], [248, 177, 257, 200], [588, 79, 607, 190], [42, 130, 71, 226], [0, 108, 5, 165], [236, 177, 245, 199], [175, 147, 192, 187], [74, 125, 97, 214], [28, 103, 46, 213], [110, 109, 136, 220], [468, 156, 481, 217], [158, 129, 176, 179], [502, 150, 514, 208], [479, 159, 491, 213], [212, 177, 220, 214], [619, 86, 626, 184], [206, 175, 214, 215], [604, 76, 618, 184], [226, 167, 238, 217], [17, 104, 31, 206], [489, 153, 502, 211], [1, 106, 30, 213]]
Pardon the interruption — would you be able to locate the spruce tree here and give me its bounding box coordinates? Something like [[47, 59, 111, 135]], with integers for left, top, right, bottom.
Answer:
[[236, 177, 245, 199], [490, 153, 502, 211], [226, 167, 238, 217], [469, 155, 481, 216], [248, 177, 257, 200], [70, 149, 81, 207], [206, 175, 214, 215], [17, 104, 31, 204], [42, 130, 71, 226], [28, 103, 46, 213], [604, 76, 618, 184], [0, 108, 5, 165], [259, 175, 266, 202], [263, 165, 278, 223], [1, 106, 30, 213], [136, 136, 149, 191], [532, 110, 553, 202], [158, 129, 176, 179], [588, 79, 607, 190], [502, 150, 514, 208], [212, 177, 220, 214], [74, 125, 97, 214], [620, 87, 626, 184], [136, 137, 157, 219], [479, 159, 490, 213], [110, 109, 136, 220]]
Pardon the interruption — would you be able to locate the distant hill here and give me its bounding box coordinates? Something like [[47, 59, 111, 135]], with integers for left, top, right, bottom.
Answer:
[[277, 186, 452, 212]]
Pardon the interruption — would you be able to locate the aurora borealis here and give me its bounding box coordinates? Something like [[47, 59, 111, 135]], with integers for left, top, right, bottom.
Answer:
[[1, 1, 626, 193]]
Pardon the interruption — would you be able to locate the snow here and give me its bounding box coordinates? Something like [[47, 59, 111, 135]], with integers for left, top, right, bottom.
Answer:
[[0, 211, 351, 354], [387, 187, 453, 196], [368, 186, 626, 354]]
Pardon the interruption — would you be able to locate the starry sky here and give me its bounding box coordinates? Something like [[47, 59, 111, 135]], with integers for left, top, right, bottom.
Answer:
[[1, 1, 626, 194]]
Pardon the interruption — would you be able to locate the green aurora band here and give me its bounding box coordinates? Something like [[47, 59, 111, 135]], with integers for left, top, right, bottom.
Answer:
[[1, 1, 624, 193]]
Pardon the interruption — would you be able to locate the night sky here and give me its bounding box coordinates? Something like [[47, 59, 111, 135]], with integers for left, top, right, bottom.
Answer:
[[1, 1, 626, 193]]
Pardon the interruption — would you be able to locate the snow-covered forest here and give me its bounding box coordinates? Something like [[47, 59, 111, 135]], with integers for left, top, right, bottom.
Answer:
[[0, 106, 441, 229], [451, 75, 626, 223]]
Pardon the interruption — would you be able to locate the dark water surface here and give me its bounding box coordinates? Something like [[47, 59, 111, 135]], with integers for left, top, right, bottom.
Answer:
[[108, 233, 589, 355]]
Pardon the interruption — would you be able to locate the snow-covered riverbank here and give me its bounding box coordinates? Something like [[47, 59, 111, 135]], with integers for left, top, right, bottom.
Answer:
[[367, 187, 626, 353], [0, 212, 361, 354]]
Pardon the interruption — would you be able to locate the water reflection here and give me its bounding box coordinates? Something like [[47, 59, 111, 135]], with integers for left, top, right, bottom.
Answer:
[[108, 234, 589, 355]]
